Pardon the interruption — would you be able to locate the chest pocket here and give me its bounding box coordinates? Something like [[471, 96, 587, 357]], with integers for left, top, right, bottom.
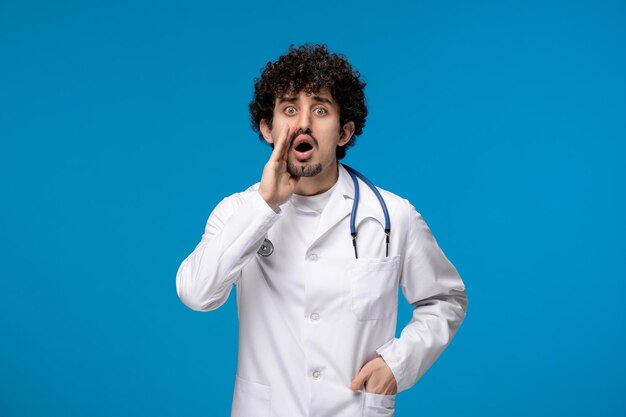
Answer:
[[349, 255, 401, 320]]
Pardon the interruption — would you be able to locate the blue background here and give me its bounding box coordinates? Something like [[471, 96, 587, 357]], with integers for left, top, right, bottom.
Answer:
[[1, 0, 624, 416]]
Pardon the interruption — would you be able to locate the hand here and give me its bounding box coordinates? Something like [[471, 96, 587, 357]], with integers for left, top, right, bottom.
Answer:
[[258, 125, 300, 210], [350, 356, 397, 395]]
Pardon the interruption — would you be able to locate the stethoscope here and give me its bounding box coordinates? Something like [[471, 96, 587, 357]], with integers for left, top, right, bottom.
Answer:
[[257, 164, 391, 260], [342, 164, 391, 259]]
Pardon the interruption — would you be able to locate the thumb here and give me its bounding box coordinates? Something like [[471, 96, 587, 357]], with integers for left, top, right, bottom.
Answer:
[[350, 367, 371, 392]]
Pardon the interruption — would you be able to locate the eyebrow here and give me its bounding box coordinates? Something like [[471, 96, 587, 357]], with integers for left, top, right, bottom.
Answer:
[[277, 95, 333, 105]]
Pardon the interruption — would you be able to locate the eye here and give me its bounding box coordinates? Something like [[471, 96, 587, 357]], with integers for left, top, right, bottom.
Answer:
[[284, 106, 296, 115], [314, 107, 327, 116]]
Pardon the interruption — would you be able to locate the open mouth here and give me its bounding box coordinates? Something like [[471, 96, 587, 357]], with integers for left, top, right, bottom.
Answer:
[[292, 136, 315, 160], [295, 142, 313, 152]]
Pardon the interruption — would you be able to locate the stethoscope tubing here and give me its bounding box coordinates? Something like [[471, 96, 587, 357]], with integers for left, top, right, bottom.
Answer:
[[342, 164, 391, 258]]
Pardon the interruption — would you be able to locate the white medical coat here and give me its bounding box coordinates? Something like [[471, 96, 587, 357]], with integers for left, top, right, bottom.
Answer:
[[176, 164, 468, 417]]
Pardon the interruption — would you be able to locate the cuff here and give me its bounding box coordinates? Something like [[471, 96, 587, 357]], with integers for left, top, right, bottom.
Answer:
[[376, 338, 409, 393], [252, 190, 283, 217], [255, 190, 284, 214]]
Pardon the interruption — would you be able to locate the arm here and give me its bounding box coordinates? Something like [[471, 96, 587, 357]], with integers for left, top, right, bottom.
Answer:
[[175, 191, 280, 312], [375, 201, 468, 393], [176, 124, 299, 312]]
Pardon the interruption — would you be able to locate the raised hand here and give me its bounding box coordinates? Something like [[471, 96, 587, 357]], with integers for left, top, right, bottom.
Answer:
[[258, 125, 300, 210]]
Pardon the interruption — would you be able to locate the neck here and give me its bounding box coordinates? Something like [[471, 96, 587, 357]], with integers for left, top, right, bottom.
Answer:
[[294, 161, 340, 196]]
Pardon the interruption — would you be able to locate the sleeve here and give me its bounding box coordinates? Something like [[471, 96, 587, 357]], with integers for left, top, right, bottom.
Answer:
[[175, 190, 281, 312], [375, 200, 468, 393]]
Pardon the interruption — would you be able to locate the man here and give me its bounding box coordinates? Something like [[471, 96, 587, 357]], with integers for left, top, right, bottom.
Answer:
[[176, 44, 467, 417]]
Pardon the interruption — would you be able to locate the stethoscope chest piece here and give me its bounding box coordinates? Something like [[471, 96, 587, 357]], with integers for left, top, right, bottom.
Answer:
[[257, 238, 274, 257]]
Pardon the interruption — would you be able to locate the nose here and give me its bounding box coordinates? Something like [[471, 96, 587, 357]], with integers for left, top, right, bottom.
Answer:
[[295, 110, 312, 133]]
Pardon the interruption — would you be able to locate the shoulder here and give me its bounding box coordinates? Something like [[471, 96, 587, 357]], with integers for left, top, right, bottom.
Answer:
[[210, 182, 262, 217], [225, 182, 261, 202], [370, 184, 420, 222], [369, 186, 435, 256], [367, 184, 429, 248]]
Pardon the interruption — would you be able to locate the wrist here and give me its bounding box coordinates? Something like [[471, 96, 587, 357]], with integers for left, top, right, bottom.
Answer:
[[258, 190, 281, 211]]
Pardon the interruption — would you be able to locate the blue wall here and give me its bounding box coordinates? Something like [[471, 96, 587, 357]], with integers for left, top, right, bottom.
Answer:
[[1, 1, 624, 416]]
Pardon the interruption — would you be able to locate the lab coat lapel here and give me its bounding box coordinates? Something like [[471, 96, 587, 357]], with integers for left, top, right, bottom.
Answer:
[[309, 164, 385, 248], [309, 164, 354, 248]]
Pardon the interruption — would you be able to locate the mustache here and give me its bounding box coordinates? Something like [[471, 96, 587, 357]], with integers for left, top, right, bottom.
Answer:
[[291, 128, 318, 148]]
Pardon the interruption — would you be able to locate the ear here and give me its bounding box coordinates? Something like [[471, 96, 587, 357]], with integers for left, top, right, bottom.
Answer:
[[260, 119, 274, 145], [338, 121, 355, 146]]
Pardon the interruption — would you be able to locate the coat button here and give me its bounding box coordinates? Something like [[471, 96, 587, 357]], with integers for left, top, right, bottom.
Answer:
[[310, 313, 320, 321], [307, 253, 319, 262], [312, 370, 321, 379]]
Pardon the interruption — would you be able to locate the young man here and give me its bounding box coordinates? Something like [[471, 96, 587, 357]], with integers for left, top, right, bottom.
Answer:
[[176, 44, 467, 417]]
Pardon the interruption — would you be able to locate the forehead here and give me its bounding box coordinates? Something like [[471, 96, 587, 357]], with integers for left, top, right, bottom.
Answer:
[[275, 87, 336, 106]]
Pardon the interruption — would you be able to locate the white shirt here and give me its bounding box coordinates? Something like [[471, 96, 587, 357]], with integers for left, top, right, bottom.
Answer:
[[176, 164, 468, 417], [289, 182, 335, 246]]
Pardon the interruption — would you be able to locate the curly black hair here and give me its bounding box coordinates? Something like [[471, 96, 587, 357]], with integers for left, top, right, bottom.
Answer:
[[249, 44, 367, 160]]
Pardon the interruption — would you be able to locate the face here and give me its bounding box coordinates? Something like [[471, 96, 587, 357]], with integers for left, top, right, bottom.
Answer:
[[260, 88, 354, 179]]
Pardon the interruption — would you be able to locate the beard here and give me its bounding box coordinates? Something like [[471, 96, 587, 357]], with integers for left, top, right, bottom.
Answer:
[[287, 161, 322, 177]]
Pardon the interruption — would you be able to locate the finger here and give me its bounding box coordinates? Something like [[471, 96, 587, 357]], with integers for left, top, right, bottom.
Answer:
[[272, 125, 291, 162], [350, 367, 370, 391], [278, 125, 296, 162]]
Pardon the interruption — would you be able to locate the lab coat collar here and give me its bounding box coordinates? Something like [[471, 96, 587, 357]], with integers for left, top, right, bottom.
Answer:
[[309, 163, 386, 248]]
